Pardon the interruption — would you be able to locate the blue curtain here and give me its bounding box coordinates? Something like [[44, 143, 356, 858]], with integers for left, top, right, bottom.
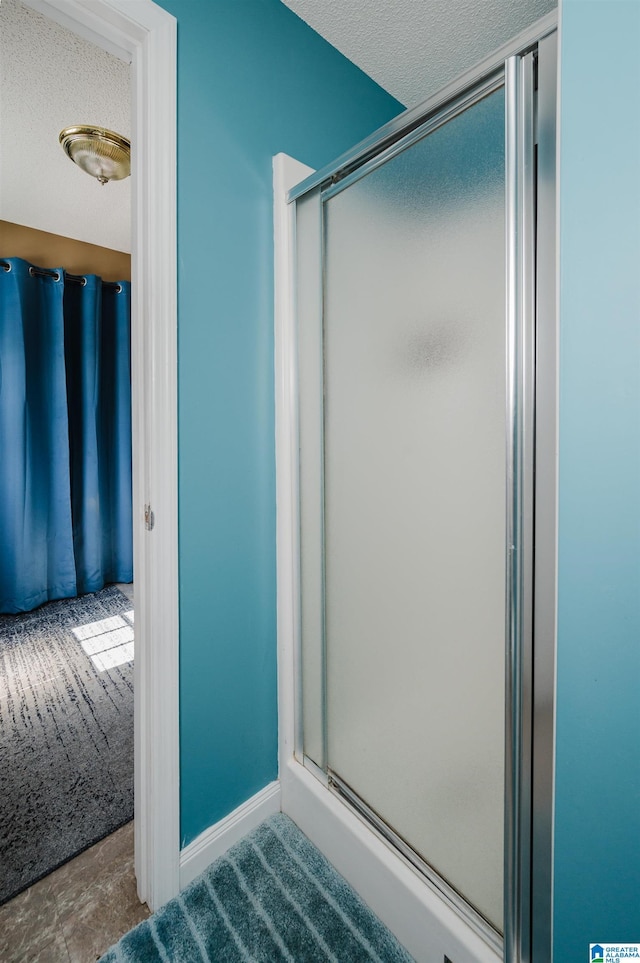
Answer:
[[0, 258, 132, 613]]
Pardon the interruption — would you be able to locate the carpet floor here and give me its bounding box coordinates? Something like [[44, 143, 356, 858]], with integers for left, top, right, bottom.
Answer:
[[0, 585, 134, 905], [100, 813, 414, 963]]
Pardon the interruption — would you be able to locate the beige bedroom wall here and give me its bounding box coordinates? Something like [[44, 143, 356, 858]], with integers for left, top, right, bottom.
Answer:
[[0, 220, 131, 281]]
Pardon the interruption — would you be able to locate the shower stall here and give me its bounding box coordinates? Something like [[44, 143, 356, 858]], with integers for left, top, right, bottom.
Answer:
[[276, 13, 557, 963]]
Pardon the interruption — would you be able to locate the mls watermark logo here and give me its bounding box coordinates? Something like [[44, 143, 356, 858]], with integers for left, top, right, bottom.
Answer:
[[590, 945, 640, 962]]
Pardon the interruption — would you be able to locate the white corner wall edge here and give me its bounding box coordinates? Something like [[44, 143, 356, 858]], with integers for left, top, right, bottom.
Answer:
[[179, 782, 282, 890], [273, 152, 314, 777], [283, 760, 501, 963], [273, 151, 502, 963], [21, 0, 180, 914]]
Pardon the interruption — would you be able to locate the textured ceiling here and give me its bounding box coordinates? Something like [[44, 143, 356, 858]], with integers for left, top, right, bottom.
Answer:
[[0, 0, 556, 256], [281, 0, 557, 107], [0, 0, 131, 253]]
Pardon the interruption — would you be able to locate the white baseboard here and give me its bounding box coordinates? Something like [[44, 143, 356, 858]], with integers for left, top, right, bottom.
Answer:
[[179, 781, 281, 890], [281, 759, 502, 963]]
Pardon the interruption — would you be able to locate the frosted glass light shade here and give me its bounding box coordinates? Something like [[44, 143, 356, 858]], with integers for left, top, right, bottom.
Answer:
[[59, 126, 130, 185]]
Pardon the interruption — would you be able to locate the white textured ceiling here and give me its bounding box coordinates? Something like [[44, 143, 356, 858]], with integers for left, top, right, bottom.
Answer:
[[0, 0, 556, 255], [282, 0, 557, 107], [0, 0, 131, 253]]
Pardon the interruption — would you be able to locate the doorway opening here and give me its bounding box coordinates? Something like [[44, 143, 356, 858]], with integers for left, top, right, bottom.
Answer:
[[0, 0, 135, 911], [1, 0, 179, 922]]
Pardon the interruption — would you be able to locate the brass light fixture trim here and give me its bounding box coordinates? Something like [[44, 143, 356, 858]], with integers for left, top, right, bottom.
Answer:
[[59, 125, 131, 186]]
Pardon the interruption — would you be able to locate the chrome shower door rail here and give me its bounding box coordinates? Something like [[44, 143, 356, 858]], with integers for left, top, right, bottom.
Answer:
[[505, 49, 536, 963], [291, 13, 557, 962]]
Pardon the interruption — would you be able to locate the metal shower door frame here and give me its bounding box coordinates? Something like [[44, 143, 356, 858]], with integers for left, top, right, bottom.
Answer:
[[289, 17, 558, 963]]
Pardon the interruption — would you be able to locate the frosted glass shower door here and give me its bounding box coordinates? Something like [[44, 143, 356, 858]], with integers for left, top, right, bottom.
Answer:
[[322, 89, 506, 931]]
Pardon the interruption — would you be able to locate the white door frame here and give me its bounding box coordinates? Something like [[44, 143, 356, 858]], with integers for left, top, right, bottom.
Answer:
[[23, 0, 180, 911]]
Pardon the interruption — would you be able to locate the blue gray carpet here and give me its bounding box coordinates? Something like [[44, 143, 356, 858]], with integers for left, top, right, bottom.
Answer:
[[100, 813, 414, 962], [0, 585, 134, 904]]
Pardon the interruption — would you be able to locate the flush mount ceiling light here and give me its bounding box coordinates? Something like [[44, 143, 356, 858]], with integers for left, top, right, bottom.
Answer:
[[59, 126, 130, 186]]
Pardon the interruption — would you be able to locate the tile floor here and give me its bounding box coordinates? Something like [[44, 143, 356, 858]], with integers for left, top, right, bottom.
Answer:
[[114, 582, 134, 604], [0, 821, 149, 963]]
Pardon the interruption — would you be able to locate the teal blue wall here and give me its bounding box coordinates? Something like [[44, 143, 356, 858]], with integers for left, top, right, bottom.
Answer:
[[555, 0, 640, 956], [152, 0, 401, 846]]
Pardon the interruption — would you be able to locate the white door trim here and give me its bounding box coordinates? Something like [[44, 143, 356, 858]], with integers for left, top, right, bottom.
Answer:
[[22, 0, 180, 911]]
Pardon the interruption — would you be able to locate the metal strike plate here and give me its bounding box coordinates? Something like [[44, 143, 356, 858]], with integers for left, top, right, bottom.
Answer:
[[144, 504, 155, 531]]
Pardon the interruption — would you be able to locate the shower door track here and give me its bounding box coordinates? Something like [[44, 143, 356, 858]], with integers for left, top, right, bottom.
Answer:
[[328, 771, 503, 954]]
